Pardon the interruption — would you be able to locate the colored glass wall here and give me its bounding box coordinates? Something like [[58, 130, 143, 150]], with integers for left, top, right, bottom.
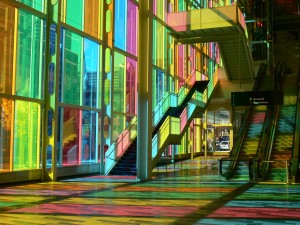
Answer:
[[0, 0, 220, 176], [0, 2, 44, 172]]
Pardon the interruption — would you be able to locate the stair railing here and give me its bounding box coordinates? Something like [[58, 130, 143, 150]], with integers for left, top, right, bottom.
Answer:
[[151, 94, 204, 167], [105, 70, 206, 174], [152, 70, 201, 128], [151, 70, 219, 167], [105, 116, 137, 174]]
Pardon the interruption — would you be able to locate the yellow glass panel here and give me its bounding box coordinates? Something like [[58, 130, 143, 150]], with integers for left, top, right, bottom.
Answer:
[[0, 2, 15, 95], [105, 48, 111, 73], [106, 10, 111, 33]]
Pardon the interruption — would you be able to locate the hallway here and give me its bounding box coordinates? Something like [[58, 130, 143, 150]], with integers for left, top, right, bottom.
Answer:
[[0, 156, 300, 225]]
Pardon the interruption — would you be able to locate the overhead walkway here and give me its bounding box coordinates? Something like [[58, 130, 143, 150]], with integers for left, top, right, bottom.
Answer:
[[167, 5, 255, 82]]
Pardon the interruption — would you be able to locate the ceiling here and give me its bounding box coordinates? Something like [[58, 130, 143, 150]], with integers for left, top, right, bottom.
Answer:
[[273, 0, 300, 30], [209, 0, 300, 108]]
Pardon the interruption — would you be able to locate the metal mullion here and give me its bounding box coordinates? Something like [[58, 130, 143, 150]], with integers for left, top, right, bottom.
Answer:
[[1, 0, 47, 20]]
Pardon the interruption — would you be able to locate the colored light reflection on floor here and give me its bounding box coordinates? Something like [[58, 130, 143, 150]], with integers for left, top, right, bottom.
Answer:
[[0, 157, 300, 225]]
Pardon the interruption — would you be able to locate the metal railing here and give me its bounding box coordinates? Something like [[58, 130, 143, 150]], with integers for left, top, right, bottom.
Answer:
[[259, 160, 291, 184]]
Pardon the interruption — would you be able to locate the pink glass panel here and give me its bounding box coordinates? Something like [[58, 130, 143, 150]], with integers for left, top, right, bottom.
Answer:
[[127, 1, 137, 56]]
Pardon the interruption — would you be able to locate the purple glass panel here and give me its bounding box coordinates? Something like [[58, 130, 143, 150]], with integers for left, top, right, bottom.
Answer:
[[178, 45, 184, 79], [153, 0, 157, 14], [127, 1, 137, 56], [126, 57, 137, 115]]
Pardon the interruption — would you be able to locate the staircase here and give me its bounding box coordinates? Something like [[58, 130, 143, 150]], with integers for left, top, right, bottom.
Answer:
[[265, 74, 298, 182], [62, 116, 79, 165], [110, 139, 137, 175], [107, 74, 210, 176]]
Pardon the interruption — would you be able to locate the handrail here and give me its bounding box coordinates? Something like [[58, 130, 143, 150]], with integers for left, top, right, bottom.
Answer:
[[152, 70, 201, 127], [218, 158, 253, 179], [258, 62, 287, 181], [258, 105, 279, 180], [260, 160, 291, 184], [104, 116, 137, 173]]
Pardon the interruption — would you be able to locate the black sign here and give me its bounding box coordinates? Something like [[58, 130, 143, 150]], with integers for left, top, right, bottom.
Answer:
[[231, 90, 283, 106]]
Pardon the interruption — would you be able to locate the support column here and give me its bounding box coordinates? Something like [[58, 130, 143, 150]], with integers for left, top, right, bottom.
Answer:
[[42, 0, 60, 181], [266, 0, 273, 77], [137, 0, 153, 181]]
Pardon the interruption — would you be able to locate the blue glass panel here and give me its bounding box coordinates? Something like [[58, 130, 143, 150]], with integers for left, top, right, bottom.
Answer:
[[83, 39, 99, 108], [48, 63, 54, 95], [46, 145, 52, 169], [50, 24, 56, 55], [47, 109, 53, 136], [114, 0, 126, 51]]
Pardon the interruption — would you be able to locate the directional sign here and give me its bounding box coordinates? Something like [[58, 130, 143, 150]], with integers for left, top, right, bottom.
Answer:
[[231, 90, 284, 106]]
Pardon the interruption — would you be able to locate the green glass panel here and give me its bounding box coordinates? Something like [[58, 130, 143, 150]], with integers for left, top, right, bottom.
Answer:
[[112, 114, 125, 141], [66, 0, 83, 30], [16, 10, 44, 99], [13, 100, 40, 170], [62, 30, 82, 105], [104, 79, 110, 105], [105, 48, 111, 73], [113, 52, 125, 113], [18, 0, 45, 12], [152, 20, 157, 66], [178, 0, 185, 11], [156, 0, 164, 20], [106, 10, 112, 33], [153, 20, 165, 69], [152, 69, 156, 110]]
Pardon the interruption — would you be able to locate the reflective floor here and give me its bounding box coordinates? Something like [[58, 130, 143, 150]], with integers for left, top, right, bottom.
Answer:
[[1, 156, 300, 225]]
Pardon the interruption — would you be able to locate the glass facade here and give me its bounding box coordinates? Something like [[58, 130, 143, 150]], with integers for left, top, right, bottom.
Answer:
[[0, 0, 226, 179]]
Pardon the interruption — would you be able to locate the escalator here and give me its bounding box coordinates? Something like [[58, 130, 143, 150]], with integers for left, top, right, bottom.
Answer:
[[222, 63, 294, 182], [232, 105, 268, 180], [220, 63, 269, 180], [106, 71, 210, 175], [262, 73, 299, 182]]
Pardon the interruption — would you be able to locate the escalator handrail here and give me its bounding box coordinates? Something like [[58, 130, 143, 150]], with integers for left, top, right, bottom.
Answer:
[[258, 62, 287, 180]]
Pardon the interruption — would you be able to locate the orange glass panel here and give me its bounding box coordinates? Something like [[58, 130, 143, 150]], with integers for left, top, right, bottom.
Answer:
[[0, 2, 15, 95], [84, 0, 100, 38], [0, 98, 12, 171]]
